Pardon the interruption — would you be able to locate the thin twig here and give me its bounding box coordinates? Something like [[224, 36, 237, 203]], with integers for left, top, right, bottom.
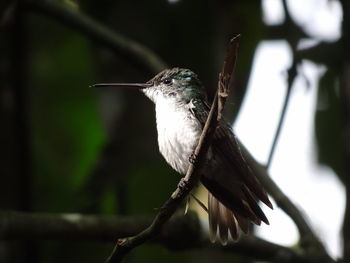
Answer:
[[266, 63, 296, 168], [105, 35, 240, 263], [24, 0, 167, 74], [190, 193, 208, 213], [266, 0, 298, 168]]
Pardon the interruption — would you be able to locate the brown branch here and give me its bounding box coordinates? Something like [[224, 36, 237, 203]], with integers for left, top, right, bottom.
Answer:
[[105, 35, 241, 263], [217, 236, 314, 263], [0, 210, 318, 263], [0, 211, 151, 241], [296, 42, 340, 66], [24, 0, 167, 74], [266, 24, 308, 40]]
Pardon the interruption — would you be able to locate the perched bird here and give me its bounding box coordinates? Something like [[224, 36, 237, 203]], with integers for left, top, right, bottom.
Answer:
[[93, 67, 273, 245]]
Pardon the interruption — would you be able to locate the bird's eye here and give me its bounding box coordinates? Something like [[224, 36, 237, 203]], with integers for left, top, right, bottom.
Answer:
[[163, 78, 172, 85]]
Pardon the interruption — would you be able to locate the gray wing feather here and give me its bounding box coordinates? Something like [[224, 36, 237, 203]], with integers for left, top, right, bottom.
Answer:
[[191, 98, 272, 242]]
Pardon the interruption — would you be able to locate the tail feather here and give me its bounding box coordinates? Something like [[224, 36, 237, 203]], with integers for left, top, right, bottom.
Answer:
[[208, 193, 219, 243], [227, 210, 239, 240], [208, 192, 242, 244], [218, 202, 229, 245], [207, 188, 270, 244], [201, 175, 263, 225]]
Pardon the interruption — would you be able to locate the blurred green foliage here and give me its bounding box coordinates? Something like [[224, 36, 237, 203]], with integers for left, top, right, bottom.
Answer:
[[29, 16, 106, 212]]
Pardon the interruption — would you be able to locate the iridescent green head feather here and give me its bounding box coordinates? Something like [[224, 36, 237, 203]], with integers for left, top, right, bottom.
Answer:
[[144, 68, 206, 103]]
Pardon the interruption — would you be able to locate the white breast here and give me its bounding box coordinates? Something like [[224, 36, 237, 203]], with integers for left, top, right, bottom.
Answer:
[[155, 97, 202, 174]]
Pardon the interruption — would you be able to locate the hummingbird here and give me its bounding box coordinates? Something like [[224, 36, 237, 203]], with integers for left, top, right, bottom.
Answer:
[[93, 67, 273, 245]]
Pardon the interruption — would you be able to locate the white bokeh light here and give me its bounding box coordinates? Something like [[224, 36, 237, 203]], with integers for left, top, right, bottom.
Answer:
[[235, 41, 292, 164], [287, 0, 342, 41], [262, 0, 285, 25], [234, 1, 344, 257]]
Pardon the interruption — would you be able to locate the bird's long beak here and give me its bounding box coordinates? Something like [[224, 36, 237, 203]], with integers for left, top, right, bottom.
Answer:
[[90, 83, 150, 89]]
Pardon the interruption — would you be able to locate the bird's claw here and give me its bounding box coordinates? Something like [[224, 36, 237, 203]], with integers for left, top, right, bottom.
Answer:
[[189, 152, 198, 165], [178, 178, 189, 192]]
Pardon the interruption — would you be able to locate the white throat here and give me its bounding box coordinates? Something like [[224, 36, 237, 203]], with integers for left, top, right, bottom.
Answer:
[[152, 94, 201, 175]]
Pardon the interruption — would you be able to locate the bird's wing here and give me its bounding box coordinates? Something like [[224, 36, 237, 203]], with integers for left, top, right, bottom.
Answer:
[[190, 99, 272, 225]]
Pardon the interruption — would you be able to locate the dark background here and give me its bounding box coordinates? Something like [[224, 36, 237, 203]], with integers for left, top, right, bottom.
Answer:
[[0, 0, 347, 262]]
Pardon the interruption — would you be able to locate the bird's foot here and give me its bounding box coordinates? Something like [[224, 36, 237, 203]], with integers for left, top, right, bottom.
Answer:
[[178, 177, 189, 192], [189, 152, 198, 166]]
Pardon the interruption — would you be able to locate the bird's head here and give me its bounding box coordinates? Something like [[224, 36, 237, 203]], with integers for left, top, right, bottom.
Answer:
[[92, 67, 206, 104]]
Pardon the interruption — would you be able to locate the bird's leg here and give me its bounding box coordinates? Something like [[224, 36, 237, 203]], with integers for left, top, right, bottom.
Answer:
[[177, 151, 198, 193]]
